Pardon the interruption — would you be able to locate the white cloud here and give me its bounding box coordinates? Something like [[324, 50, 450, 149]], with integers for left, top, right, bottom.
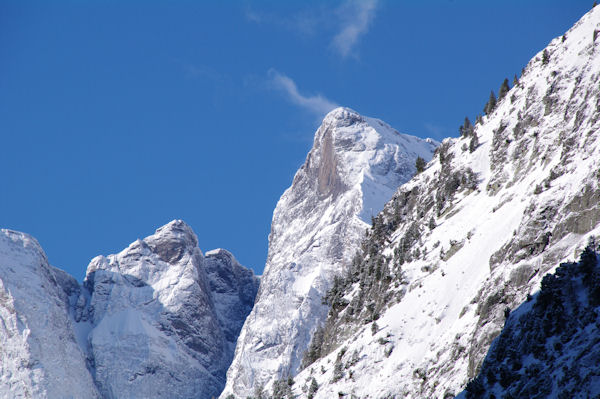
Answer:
[[245, 1, 379, 59], [331, 0, 378, 58], [268, 69, 338, 117], [244, 7, 321, 37]]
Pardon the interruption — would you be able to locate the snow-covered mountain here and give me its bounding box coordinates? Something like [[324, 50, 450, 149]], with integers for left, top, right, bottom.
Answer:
[[284, 7, 600, 399], [0, 220, 259, 399], [3, 6, 600, 399], [0, 229, 100, 398], [221, 107, 438, 398], [459, 240, 600, 398]]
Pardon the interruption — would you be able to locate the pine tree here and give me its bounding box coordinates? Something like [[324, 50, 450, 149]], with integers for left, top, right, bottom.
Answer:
[[308, 378, 319, 399], [512, 74, 519, 87], [484, 90, 497, 115], [469, 133, 479, 153], [428, 216, 436, 230], [461, 117, 474, 137], [542, 49, 550, 65], [415, 156, 426, 173], [498, 78, 510, 102], [302, 325, 325, 368], [253, 384, 265, 399]]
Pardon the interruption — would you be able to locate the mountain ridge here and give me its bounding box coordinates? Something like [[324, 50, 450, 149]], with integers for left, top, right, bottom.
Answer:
[[221, 106, 438, 398], [0, 220, 259, 399], [283, 6, 600, 398]]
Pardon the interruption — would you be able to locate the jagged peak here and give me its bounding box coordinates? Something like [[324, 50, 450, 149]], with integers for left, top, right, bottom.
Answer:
[[143, 219, 199, 263], [321, 106, 364, 128], [151, 219, 197, 244], [205, 248, 236, 261], [0, 228, 45, 256]]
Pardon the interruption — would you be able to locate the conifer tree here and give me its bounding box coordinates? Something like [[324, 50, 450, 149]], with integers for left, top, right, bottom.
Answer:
[[428, 216, 436, 230], [308, 378, 319, 399], [498, 78, 510, 102], [484, 91, 497, 115], [415, 156, 426, 173], [469, 133, 479, 153], [461, 117, 474, 137], [542, 49, 550, 65], [513, 74, 519, 87]]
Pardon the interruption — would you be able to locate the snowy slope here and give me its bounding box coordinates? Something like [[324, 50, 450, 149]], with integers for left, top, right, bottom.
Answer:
[[78, 220, 259, 399], [221, 107, 437, 398], [0, 230, 100, 398], [289, 7, 600, 399], [457, 242, 600, 398], [0, 221, 258, 399]]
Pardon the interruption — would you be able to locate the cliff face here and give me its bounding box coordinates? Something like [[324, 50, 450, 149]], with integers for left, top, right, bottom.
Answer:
[[221, 107, 437, 398], [288, 7, 600, 399], [0, 229, 100, 398], [0, 220, 259, 399]]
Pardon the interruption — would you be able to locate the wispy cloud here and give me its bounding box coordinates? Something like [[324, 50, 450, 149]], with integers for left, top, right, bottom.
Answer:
[[244, 6, 321, 37], [245, 1, 379, 59], [267, 69, 338, 117], [331, 0, 378, 58]]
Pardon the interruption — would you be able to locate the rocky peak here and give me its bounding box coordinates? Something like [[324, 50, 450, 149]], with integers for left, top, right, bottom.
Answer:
[[320, 107, 364, 128], [0, 230, 100, 398], [220, 109, 437, 398], [288, 7, 600, 399], [144, 219, 199, 264]]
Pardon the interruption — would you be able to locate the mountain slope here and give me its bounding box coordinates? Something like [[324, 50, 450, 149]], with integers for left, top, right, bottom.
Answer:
[[78, 220, 259, 399], [459, 240, 600, 398], [0, 230, 100, 398], [221, 107, 438, 398], [289, 7, 600, 399], [0, 221, 258, 399]]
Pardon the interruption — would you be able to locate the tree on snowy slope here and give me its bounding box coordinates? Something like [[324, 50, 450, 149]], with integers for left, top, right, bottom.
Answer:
[[484, 90, 497, 115], [498, 78, 510, 102], [464, 238, 600, 399]]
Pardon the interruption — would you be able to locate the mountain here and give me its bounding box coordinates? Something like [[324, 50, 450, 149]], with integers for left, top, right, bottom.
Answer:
[[0, 229, 100, 398], [459, 240, 600, 398], [282, 7, 600, 399], [0, 220, 259, 399], [221, 107, 438, 398]]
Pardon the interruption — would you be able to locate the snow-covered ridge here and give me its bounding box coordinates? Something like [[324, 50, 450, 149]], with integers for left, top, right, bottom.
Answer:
[[0, 229, 100, 398], [0, 220, 259, 399], [221, 107, 437, 398], [288, 6, 600, 399]]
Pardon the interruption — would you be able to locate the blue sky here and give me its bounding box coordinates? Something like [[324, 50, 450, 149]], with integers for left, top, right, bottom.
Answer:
[[0, 1, 592, 279]]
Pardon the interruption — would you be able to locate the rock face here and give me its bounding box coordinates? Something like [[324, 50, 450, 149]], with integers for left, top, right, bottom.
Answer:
[[288, 7, 600, 399], [458, 242, 600, 399], [221, 107, 437, 398], [0, 220, 259, 399], [0, 229, 100, 398]]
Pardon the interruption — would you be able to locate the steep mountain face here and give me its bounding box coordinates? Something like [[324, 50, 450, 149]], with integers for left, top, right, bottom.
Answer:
[[459, 241, 600, 398], [204, 248, 261, 356], [0, 229, 100, 398], [221, 107, 438, 398], [78, 220, 259, 399], [0, 220, 259, 399], [288, 7, 600, 399]]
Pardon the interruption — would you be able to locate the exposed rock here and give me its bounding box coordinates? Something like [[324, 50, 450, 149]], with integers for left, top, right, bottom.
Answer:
[[0, 230, 100, 398], [221, 107, 437, 398]]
